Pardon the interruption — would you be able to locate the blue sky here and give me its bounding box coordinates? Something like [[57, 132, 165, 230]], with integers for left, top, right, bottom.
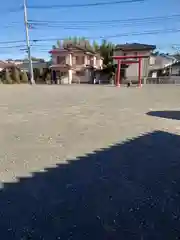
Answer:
[[0, 0, 180, 60]]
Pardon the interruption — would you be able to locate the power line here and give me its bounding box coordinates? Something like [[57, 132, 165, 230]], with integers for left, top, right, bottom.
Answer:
[[0, 6, 22, 15], [0, 40, 26, 45], [0, 27, 180, 46], [27, 0, 144, 9], [29, 19, 180, 31], [0, 28, 180, 48], [0, 22, 24, 30], [0, 42, 177, 53], [27, 28, 180, 43], [29, 13, 180, 24], [28, 14, 180, 31], [31, 43, 180, 48], [0, 45, 26, 49], [28, 44, 180, 54]]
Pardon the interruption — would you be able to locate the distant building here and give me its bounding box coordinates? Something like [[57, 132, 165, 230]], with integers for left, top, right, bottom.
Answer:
[[18, 60, 48, 73], [149, 54, 177, 78], [0, 61, 17, 72], [170, 61, 180, 76], [49, 45, 103, 84], [113, 43, 156, 83]]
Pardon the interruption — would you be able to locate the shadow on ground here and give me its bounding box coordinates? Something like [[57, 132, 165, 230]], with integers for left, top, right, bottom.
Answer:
[[1, 131, 180, 239], [147, 110, 180, 120]]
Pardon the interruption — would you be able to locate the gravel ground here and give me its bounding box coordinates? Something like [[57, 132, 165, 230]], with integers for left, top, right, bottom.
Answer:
[[0, 84, 180, 239]]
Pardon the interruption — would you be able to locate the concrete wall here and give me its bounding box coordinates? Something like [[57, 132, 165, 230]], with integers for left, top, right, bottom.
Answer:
[[71, 69, 93, 84], [61, 75, 69, 84], [146, 76, 180, 84]]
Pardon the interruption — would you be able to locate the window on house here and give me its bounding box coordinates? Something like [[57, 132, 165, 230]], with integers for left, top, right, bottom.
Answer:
[[56, 71, 60, 77], [72, 56, 76, 65], [134, 52, 138, 59], [76, 70, 85, 76], [60, 72, 67, 77], [86, 56, 90, 65], [75, 56, 79, 64], [57, 56, 60, 64], [75, 56, 85, 65], [57, 56, 65, 64], [123, 53, 127, 56], [90, 59, 94, 65]]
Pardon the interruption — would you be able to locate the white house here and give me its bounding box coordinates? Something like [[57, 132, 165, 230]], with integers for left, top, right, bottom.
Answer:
[[49, 45, 103, 84]]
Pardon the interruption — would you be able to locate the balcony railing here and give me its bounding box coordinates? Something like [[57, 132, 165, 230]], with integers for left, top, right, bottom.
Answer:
[[55, 55, 100, 67]]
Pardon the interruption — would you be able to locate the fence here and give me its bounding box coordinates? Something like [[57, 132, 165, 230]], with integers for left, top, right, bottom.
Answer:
[[146, 76, 180, 84]]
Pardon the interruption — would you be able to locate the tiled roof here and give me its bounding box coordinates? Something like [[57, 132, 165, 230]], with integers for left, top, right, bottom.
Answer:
[[115, 43, 156, 51], [50, 45, 96, 54], [0, 61, 16, 69]]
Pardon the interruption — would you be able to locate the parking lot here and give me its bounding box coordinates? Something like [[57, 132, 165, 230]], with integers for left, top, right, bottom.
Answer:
[[0, 84, 179, 182], [1, 84, 180, 239]]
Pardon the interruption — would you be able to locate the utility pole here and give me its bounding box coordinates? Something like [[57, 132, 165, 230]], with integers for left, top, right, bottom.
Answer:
[[23, 0, 35, 84]]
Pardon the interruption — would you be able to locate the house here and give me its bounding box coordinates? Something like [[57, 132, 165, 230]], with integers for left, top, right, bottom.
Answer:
[[0, 61, 17, 72], [170, 61, 180, 76], [18, 60, 48, 73], [0, 61, 6, 72], [148, 54, 177, 78], [113, 43, 156, 83], [6, 59, 24, 66], [17, 60, 50, 83], [49, 45, 103, 84]]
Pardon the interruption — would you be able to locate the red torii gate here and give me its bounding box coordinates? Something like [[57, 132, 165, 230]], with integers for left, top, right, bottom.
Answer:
[[112, 55, 147, 87]]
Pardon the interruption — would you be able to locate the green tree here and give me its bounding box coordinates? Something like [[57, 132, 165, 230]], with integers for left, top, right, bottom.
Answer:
[[21, 71, 29, 83], [12, 67, 20, 83], [63, 37, 73, 48], [98, 39, 120, 80], [99, 39, 115, 66], [30, 57, 45, 62], [57, 40, 61, 48], [73, 36, 78, 44], [4, 69, 13, 84], [62, 37, 94, 52], [92, 40, 99, 52]]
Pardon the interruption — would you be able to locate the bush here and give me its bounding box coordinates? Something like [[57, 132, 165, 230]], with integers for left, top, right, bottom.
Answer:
[[4, 69, 13, 84], [21, 71, 29, 83], [12, 67, 21, 83]]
